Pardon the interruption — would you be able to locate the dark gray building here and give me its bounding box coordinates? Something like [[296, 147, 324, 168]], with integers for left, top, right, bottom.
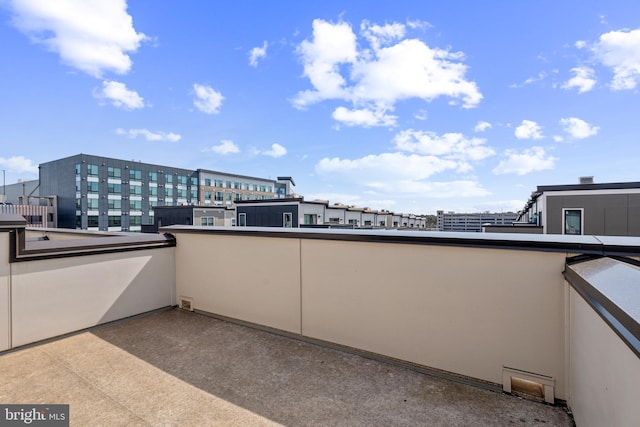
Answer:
[[516, 178, 640, 236], [39, 154, 198, 231]]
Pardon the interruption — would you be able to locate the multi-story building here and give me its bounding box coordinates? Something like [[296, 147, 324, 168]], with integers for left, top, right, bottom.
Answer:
[[39, 154, 198, 232], [515, 177, 640, 236], [235, 197, 427, 229], [198, 170, 293, 207], [436, 210, 518, 232], [39, 154, 295, 232]]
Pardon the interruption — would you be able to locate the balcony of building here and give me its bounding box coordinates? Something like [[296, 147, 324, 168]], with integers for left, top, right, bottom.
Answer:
[[1, 214, 638, 426]]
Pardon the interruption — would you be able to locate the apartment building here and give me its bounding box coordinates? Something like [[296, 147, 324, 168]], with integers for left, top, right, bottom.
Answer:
[[198, 170, 293, 207], [39, 154, 294, 232], [516, 177, 640, 236], [235, 198, 427, 229], [39, 154, 198, 232]]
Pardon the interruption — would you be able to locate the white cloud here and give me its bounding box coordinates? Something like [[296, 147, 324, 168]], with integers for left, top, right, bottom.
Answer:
[[413, 109, 428, 121], [332, 106, 397, 127], [575, 40, 587, 49], [9, 0, 147, 78], [360, 20, 406, 51], [514, 120, 543, 139], [562, 67, 596, 93], [492, 147, 556, 175], [393, 130, 495, 164], [559, 117, 599, 139], [115, 128, 181, 142], [0, 156, 38, 174], [208, 140, 240, 155], [474, 121, 492, 132], [293, 19, 482, 126], [95, 80, 144, 109], [553, 135, 564, 142], [193, 83, 224, 114], [592, 28, 640, 90], [510, 72, 547, 88], [261, 143, 287, 158], [249, 41, 268, 67]]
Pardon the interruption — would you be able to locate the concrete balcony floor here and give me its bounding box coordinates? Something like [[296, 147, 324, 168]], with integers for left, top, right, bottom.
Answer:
[[0, 309, 574, 426]]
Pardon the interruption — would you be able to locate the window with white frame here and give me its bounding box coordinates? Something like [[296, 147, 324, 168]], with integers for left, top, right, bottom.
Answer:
[[563, 208, 583, 235]]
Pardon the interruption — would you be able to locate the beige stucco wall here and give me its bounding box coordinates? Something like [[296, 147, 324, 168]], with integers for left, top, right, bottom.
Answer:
[[0, 233, 10, 351], [11, 247, 175, 347], [568, 287, 640, 427], [174, 233, 301, 334], [300, 239, 569, 399], [172, 230, 571, 399]]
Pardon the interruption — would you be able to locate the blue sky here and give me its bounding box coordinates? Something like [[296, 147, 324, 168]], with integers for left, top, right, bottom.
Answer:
[[1, 1, 639, 214]]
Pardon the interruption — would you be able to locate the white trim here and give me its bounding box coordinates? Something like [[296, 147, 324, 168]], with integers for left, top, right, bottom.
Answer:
[[543, 188, 640, 197]]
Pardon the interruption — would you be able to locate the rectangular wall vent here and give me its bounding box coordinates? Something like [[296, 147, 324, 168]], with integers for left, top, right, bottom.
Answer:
[[502, 367, 555, 404], [179, 297, 194, 311]]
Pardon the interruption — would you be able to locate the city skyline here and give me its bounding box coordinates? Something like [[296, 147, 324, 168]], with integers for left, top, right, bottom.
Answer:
[[1, 1, 639, 215]]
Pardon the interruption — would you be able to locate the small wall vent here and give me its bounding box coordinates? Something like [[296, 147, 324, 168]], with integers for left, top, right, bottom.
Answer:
[[179, 297, 194, 311], [502, 367, 555, 404]]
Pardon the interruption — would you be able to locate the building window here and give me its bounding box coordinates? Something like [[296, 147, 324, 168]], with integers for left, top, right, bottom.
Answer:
[[149, 172, 158, 183], [88, 216, 99, 227], [131, 185, 142, 195], [87, 182, 99, 193], [563, 209, 583, 235], [204, 178, 211, 186], [234, 193, 241, 201], [87, 199, 99, 210], [149, 186, 158, 196], [225, 180, 232, 188], [108, 167, 121, 178], [130, 170, 142, 181], [75, 164, 81, 176], [166, 187, 173, 197], [215, 192, 223, 201], [201, 217, 214, 226], [252, 184, 258, 191], [234, 181, 241, 189], [225, 192, 232, 201], [108, 216, 121, 227], [190, 189, 198, 199], [267, 186, 273, 193], [130, 200, 142, 211], [205, 191, 212, 200], [108, 183, 121, 194], [108, 199, 121, 210], [283, 212, 293, 228], [178, 175, 187, 185], [177, 188, 187, 198], [76, 198, 81, 210], [130, 216, 142, 226], [303, 214, 317, 225], [88, 164, 99, 177], [190, 176, 198, 186], [75, 215, 82, 229], [166, 174, 173, 184], [238, 213, 246, 226]]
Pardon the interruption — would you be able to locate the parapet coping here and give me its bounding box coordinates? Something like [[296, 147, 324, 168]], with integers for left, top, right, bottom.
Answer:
[[564, 256, 640, 359], [161, 225, 640, 256], [0, 223, 175, 262]]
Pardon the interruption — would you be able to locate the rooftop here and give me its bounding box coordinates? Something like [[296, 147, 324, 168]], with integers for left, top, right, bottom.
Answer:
[[0, 309, 573, 426]]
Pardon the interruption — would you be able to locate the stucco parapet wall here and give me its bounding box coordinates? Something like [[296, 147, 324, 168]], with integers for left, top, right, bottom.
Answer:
[[0, 216, 175, 262], [161, 225, 640, 256], [564, 256, 640, 358]]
